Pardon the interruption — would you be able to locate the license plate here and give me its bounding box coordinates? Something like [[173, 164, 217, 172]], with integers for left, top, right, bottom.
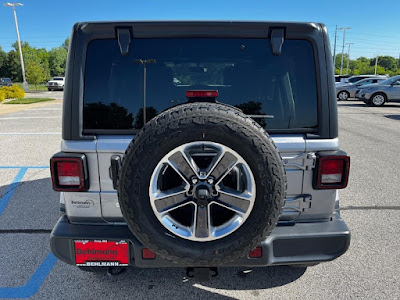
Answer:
[[74, 240, 129, 267]]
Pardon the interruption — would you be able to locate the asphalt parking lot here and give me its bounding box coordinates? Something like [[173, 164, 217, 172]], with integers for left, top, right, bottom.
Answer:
[[0, 98, 399, 299], [24, 91, 64, 99]]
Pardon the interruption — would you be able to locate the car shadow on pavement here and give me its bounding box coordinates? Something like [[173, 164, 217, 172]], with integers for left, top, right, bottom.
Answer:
[[0, 176, 59, 229], [198, 265, 307, 289], [337, 103, 366, 107], [384, 115, 400, 121], [338, 102, 400, 108], [87, 265, 306, 292]]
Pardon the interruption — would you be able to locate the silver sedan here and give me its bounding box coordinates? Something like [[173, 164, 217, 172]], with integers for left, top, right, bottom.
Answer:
[[336, 77, 385, 100], [356, 75, 400, 106]]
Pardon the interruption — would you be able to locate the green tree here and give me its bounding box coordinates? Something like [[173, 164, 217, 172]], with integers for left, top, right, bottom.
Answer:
[[334, 54, 349, 75], [6, 50, 21, 81], [11, 41, 51, 81], [374, 56, 398, 73], [49, 47, 67, 77], [26, 61, 46, 90], [36, 48, 50, 80], [0, 46, 8, 76], [62, 37, 70, 51]]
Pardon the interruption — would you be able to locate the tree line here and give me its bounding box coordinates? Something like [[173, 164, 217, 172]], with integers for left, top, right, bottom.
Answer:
[[335, 54, 400, 76], [0, 38, 69, 85]]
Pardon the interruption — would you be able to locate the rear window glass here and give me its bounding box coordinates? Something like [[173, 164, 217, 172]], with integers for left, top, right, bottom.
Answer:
[[53, 77, 63, 81], [83, 38, 318, 131]]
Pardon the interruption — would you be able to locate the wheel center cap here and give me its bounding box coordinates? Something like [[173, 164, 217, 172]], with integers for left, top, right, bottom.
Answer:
[[194, 185, 211, 206], [195, 185, 210, 199]]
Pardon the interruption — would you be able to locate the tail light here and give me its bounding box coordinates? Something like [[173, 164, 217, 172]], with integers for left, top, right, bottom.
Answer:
[[249, 247, 262, 258], [186, 90, 218, 98], [142, 248, 156, 259], [50, 153, 89, 192], [314, 151, 350, 190]]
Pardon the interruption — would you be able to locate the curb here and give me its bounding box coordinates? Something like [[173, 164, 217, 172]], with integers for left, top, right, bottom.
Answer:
[[0, 99, 62, 116]]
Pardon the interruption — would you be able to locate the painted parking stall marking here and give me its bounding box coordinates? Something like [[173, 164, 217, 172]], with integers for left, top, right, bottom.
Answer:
[[0, 254, 58, 299], [0, 166, 58, 299], [0, 167, 28, 216]]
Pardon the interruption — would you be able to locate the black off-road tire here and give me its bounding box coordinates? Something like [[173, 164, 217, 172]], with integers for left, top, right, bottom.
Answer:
[[117, 103, 286, 266]]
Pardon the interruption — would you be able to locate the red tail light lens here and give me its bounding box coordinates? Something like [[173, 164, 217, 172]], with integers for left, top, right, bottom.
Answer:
[[57, 161, 81, 185], [249, 247, 262, 258], [142, 248, 156, 259], [321, 159, 344, 183], [50, 154, 88, 192], [186, 90, 218, 98], [315, 155, 350, 189]]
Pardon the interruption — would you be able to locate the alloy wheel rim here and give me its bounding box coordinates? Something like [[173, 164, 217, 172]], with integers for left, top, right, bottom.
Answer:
[[149, 141, 256, 242], [339, 92, 348, 100], [372, 95, 384, 106]]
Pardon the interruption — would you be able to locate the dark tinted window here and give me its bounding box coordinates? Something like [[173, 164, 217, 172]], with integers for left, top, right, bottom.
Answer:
[[348, 76, 366, 83], [84, 38, 317, 131]]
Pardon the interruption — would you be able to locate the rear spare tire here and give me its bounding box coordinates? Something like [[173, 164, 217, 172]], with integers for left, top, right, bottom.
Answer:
[[117, 103, 286, 265]]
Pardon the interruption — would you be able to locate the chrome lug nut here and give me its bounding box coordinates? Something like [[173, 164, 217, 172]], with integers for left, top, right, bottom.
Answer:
[[207, 177, 214, 184], [191, 177, 198, 184]]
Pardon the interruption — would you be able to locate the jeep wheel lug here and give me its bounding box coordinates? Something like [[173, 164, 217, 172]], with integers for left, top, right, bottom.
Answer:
[[191, 177, 198, 184], [207, 177, 214, 184]]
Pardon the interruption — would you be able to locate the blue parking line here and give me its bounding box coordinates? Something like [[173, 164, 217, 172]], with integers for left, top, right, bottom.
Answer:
[[0, 167, 28, 216], [0, 166, 58, 298], [0, 253, 58, 299]]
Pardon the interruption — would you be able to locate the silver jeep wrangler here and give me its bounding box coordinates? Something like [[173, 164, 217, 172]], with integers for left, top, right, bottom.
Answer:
[[50, 21, 350, 278]]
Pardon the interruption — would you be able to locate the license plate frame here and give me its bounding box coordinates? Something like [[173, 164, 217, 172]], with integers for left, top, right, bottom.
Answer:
[[74, 240, 129, 267]]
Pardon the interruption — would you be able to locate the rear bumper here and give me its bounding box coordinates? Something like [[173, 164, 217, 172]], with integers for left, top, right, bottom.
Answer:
[[50, 212, 350, 268]]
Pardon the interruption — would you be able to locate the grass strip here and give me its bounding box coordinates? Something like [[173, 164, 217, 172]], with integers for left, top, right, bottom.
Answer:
[[4, 98, 54, 104]]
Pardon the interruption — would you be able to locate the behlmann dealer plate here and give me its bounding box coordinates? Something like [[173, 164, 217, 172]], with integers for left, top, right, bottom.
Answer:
[[74, 240, 129, 267]]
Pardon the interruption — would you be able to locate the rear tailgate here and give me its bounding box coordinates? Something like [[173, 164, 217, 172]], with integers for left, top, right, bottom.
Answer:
[[90, 135, 338, 223]]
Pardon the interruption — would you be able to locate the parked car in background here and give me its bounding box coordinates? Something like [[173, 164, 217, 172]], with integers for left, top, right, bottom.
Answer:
[[357, 75, 400, 106], [46, 77, 65, 91], [336, 77, 385, 100], [335, 75, 350, 83], [0, 78, 12, 87], [336, 74, 388, 86]]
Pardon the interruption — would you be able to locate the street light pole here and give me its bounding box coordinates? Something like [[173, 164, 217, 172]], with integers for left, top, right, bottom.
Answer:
[[338, 27, 351, 76], [135, 59, 156, 126], [346, 43, 354, 75], [333, 25, 338, 66], [4, 2, 28, 91]]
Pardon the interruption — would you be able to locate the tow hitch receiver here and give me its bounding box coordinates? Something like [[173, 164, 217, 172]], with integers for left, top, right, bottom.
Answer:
[[186, 267, 218, 281]]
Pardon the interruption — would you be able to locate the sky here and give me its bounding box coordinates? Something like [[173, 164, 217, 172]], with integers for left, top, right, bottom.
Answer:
[[1, 0, 400, 60]]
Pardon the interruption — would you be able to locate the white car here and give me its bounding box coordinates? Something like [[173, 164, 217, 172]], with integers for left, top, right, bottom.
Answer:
[[47, 77, 65, 91]]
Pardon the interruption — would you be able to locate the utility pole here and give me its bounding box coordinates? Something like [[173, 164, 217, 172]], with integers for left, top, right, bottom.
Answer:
[[338, 27, 351, 75], [375, 55, 379, 75], [134, 59, 156, 126], [346, 43, 354, 75], [4, 2, 28, 91], [333, 25, 338, 67]]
